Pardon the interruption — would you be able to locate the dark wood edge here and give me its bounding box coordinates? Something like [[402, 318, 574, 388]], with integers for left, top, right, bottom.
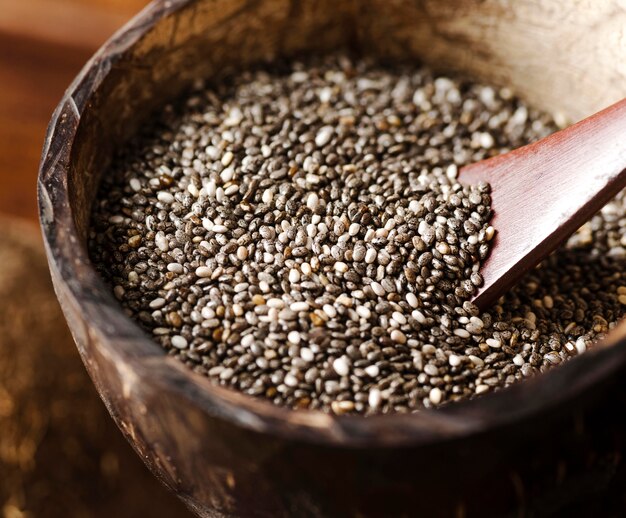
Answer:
[[36, 0, 626, 448]]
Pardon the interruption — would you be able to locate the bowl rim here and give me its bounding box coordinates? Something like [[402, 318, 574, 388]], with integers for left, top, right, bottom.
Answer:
[[37, 0, 626, 448]]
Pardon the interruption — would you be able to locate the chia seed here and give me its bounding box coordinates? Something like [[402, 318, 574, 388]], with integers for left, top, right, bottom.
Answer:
[[89, 55, 625, 415]]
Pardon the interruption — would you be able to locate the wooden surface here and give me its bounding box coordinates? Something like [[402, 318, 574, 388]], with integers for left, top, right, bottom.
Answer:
[[0, 0, 147, 221], [0, 218, 191, 517], [0, 1, 191, 516], [461, 97, 626, 309]]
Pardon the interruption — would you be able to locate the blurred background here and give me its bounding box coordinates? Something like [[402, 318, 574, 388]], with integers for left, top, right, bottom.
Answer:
[[0, 0, 191, 516]]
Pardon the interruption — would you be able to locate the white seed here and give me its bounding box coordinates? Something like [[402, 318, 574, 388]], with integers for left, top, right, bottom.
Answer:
[[513, 354, 525, 366], [348, 223, 361, 236], [368, 388, 382, 409], [449, 354, 461, 367], [149, 297, 166, 309], [221, 151, 234, 166], [288, 331, 301, 345], [486, 338, 501, 348], [167, 263, 183, 274], [201, 307, 215, 320], [290, 301, 309, 312], [241, 334, 254, 347], [412, 310, 427, 324], [365, 248, 377, 264], [436, 242, 450, 255], [371, 282, 385, 296], [237, 246, 248, 260], [334, 261, 348, 273], [202, 218, 214, 231], [453, 328, 470, 338], [408, 200, 421, 213], [356, 306, 371, 319], [262, 189, 274, 204], [469, 355, 484, 368], [196, 266, 212, 278], [171, 335, 188, 349], [288, 269, 300, 283], [406, 292, 419, 308], [323, 304, 337, 318], [224, 182, 239, 196], [418, 220, 432, 237], [365, 365, 379, 377], [220, 368, 235, 380], [157, 191, 175, 204], [478, 131, 494, 148], [155, 232, 169, 252], [336, 295, 353, 307], [315, 125, 334, 147], [475, 384, 490, 395], [331, 400, 355, 414], [220, 167, 234, 183], [318, 87, 332, 103], [300, 347, 314, 362], [429, 387, 442, 405], [392, 311, 407, 325], [284, 373, 299, 387], [307, 193, 319, 211], [224, 107, 243, 126], [333, 357, 350, 377], [188, 183, 199, 197]]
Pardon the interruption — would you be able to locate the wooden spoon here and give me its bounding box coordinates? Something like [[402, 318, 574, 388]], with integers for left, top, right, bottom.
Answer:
[[459, 98, 626, 310]]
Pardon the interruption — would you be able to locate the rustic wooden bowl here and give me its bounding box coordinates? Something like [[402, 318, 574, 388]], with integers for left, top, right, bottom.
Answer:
[[38, 1, 626, 516]]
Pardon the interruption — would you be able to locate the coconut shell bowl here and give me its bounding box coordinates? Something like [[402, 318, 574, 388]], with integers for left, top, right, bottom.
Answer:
[[38, 0, 626, 516]]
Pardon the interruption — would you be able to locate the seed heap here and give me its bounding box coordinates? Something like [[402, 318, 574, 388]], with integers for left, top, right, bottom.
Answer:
[[89, 55, 626, 415]]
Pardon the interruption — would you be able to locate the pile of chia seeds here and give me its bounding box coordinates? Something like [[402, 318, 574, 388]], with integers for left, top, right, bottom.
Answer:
[[89, 55, 626, 414]]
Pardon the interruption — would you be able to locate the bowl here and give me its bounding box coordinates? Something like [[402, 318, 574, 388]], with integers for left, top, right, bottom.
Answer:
[[38, 0, 626, 516]]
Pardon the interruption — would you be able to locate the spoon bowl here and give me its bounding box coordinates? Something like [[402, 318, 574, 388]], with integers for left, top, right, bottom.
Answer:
[[461, 98, 626, 309]]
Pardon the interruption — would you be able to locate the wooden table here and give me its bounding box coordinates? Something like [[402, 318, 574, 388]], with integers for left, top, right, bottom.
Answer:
[[0, 0, 148, 221], [0, 2, 192, 516]]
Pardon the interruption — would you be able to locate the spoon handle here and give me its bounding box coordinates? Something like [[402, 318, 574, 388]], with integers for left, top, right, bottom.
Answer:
[[460, 98, 626, 310]]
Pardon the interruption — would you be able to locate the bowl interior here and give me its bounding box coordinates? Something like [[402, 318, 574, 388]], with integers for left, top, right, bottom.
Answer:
[[41, 0, 626, 444], [69, 0, 626, 240]]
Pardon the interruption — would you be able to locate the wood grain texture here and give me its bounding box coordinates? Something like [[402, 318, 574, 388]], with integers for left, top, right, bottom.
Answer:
[[0, 0, 138, 49], [0, 0, 148, 221], [362, 0, 626, 123], [461, 98, 626, 309], [36, 0, 626, 516], [1, 1, 190, 515], [0, 217, 190, 517]]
